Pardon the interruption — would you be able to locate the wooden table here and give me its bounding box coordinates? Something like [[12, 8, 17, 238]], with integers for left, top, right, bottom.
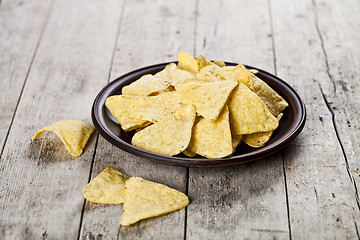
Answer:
[[1, 0, 359, 239]]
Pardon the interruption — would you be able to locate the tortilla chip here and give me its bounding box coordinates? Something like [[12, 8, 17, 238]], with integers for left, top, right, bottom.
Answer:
[[213, 60, 226, 67], [32, 119, 94, 157], [120, 177, 189, 226], [155, 63, 195, 86], [232, 134, 243, 152], [178, 52, 199, 74], [105, 91, 184, 125], [188, 106, 233, 158], [182, 148, 197, 157], [243, 113, 283, 147], [251, 75, 288, 116], [218, 64, 254, 90], [228, 82, 279, 135], [175, 80, 238, 120], [195, 55, 212, 69], [195, 64, 223, 82], [83, 167, 129, 204], [132, 105, 196, 156], [122, 74, 170, 96], [120, 118, 151, 132]]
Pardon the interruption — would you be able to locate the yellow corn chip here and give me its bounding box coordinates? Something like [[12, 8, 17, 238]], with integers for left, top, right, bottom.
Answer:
[[251, 75, 288, 116], [154, 63, 195, 86], [213, 60, 226, 67], [232, 134, 243, 152], [32, 119, 94, 157], [218, 64, 254, 90], [195, 64, 223, 82], [105, 91, 184, 125], [178, 51, 199, 74], [120, 118, 151, 132], [175, 80, 238, 120], [120, 177, 189, 226], [228, 82, 279, 135], [182, 148, 197, 157], [243, 113, 283, 148], [83, 167, 129, 204], [195, 55, 212, 70], [122, 74, 170, 96], [188, 106, 233, 158], [132, 105, 196, 156]]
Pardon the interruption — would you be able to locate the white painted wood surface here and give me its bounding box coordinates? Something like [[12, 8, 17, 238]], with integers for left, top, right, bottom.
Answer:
[[0, 0, 359, 239]]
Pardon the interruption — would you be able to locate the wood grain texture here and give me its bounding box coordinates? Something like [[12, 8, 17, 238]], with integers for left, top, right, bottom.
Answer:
[[79, 0, 196, 239], [270, 0, 360, 238], [0, 0, 53, 152], [0, 0, 122, 239], [186, 0, 289, 239]]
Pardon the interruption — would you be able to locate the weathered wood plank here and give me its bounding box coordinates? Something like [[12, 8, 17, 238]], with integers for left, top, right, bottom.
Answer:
[[313, 0, 360, 217], [270, 0, 360, 238], [0, 0, 52, 153], [186, 0, 289, 239], [79, 0, 196, 239], [0, 0, 122, 239]]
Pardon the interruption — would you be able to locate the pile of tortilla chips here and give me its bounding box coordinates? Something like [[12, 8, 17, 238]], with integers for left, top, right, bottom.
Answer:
[[106, 52, 288, 159], [83, 167, 189, 226]]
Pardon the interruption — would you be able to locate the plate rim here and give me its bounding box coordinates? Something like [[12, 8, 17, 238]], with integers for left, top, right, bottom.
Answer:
[[92, 61, 306, 167]]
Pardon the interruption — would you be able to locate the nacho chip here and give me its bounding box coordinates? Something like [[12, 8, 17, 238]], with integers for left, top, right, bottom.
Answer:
[[228, 82, 279, 135], [155, 63, 195, 86], [32, 119, 94, 157], [195, 64, 223, 82], [178, 51, 199, 74], [251, 75, 288, 116], [105, 91, 184, 125], [218, 64, 254, 90], [122, 74, 170, 96], [213, 60, 226, 67], [182, 148, 197, 157], [120, 177, 189, 226], [243, 113, 283, 148], [188, 106, 233, 158], [83, 167, 129, 204], [175, 80, 238, 120], [232, 134, 243, 152], [119, 118, 151, 132], [132, 105, 196, 156], [195, 55, 212, 69]]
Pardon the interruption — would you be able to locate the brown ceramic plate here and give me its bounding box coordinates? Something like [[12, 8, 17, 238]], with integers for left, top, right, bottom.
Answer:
[[92, 62, 306, 167]]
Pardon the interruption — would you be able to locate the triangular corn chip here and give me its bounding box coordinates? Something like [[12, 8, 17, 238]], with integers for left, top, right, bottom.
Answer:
[[195, 55, 213, 70], [132, 105, 196, 156], [218, 64, 254, 90], [228, 82, 279, 135], [122, 74, 170, 96], [182, 148, 197, 157], [105, 91, 184, 125], [175, 80, 238, 120], [195, 64, 223, 82], [83, 167, 129, 204], [232, 134, 243, 152], [32, 119, 94, 157], [120, 177, 189, 226], [243, 113, 283, 148], [178, 51, 199, 74], [154, 63, 194, 86], [188, 106, 233, 158], [251, 75, 288, 117], [213, 60, 226, 67]]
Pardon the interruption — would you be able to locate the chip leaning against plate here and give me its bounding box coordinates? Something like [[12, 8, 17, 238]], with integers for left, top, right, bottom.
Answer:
[[105, 52, 288, 158]]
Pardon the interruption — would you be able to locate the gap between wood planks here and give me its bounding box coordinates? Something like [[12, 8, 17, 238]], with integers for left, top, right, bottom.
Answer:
[[312, 0, 360, 212], [76, 1, 127, 239], [267, 0, 292, 239], [0, 0, 55, 160]]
